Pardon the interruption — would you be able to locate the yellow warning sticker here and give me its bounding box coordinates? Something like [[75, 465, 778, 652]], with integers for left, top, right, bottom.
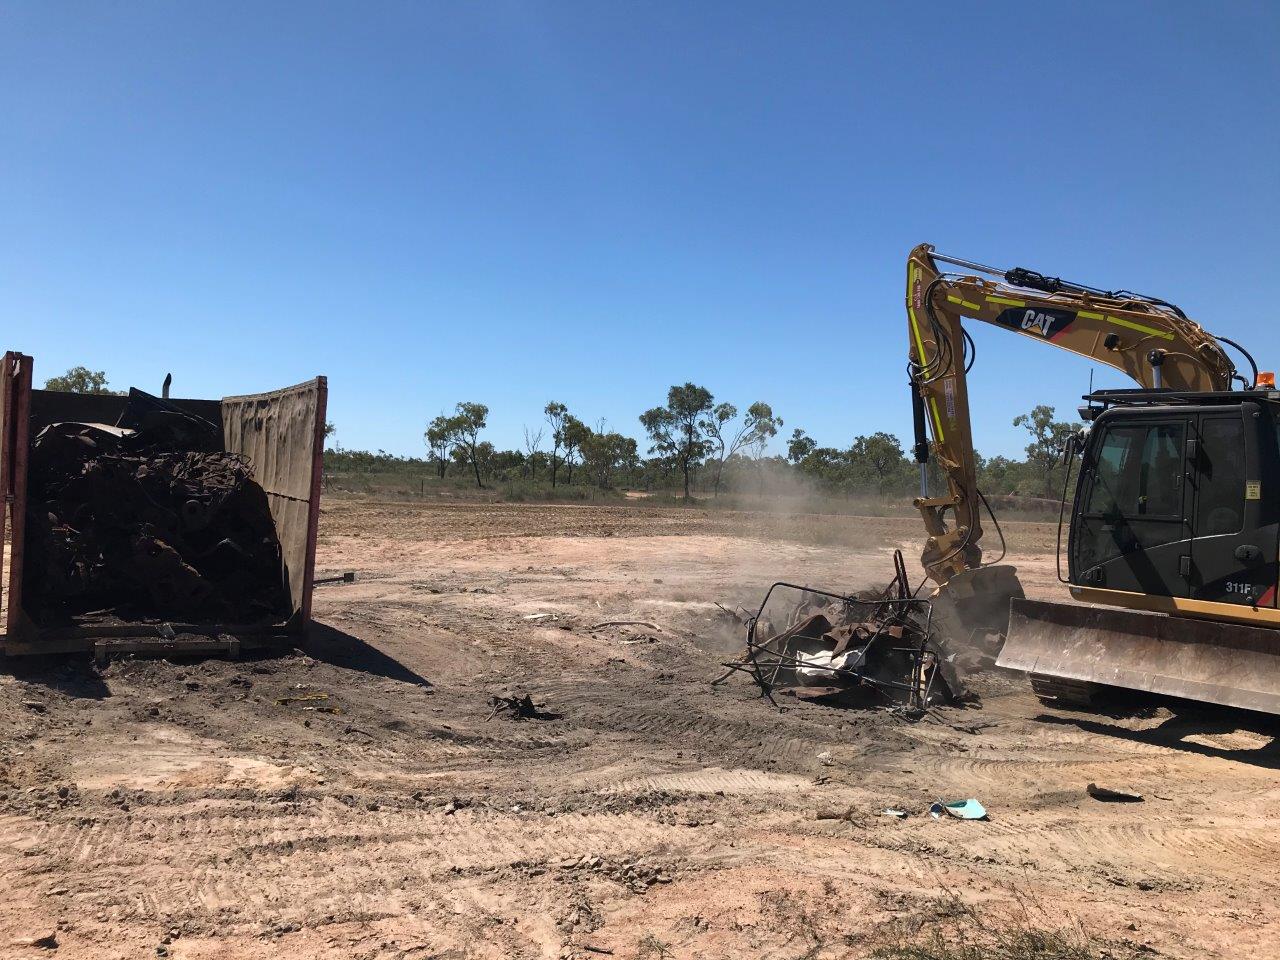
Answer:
[[1246, 481, 1261, 500]]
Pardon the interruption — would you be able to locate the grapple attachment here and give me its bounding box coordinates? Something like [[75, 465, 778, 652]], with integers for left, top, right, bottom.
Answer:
[[929, 564, 1025, 646], [927, 564, 1025, 692], [999, 597, 1280, 716]]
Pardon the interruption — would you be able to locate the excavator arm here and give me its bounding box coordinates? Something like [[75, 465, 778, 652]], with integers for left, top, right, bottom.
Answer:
[[906, 243, 1241, 587]]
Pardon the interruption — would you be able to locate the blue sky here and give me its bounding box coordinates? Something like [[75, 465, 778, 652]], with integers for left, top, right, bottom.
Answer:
[[2, 2, 1277, 459]]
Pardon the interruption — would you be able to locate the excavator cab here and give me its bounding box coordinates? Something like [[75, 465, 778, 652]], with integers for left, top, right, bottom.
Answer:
[[1069, 391, 1280, 607], [999, 389, 1280, 714]]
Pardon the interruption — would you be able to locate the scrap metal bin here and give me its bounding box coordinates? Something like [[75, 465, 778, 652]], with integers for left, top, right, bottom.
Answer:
[[0, 351, 327, 658]]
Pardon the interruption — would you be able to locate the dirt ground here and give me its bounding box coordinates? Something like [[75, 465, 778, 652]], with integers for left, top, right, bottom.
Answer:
[[2, 499, 1278, 958]]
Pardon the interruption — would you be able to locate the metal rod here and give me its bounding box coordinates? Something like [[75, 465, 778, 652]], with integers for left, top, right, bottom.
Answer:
[[930, 252, 1007, 276], [314, 571, 356, 586]]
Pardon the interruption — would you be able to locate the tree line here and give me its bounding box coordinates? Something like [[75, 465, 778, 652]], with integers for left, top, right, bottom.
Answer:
[[408, 385, 787, 497], [343, 384, 1081, 501], [41, 366, 1079, 502], [782, 404, 1078, 501]]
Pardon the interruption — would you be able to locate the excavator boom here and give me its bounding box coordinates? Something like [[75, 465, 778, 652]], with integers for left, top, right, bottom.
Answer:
[[906, 243, 1238, 586], [903, 244, 1279, 714]]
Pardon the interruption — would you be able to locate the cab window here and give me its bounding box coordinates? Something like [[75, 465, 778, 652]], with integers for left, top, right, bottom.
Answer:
[[1194, 417, 1244, 536], [1084, 423, 1184, 520]]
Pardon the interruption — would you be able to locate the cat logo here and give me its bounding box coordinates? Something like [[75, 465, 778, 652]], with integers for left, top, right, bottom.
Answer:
[[1020, 309, 1058, 337], [994, 305, 1075, 339]]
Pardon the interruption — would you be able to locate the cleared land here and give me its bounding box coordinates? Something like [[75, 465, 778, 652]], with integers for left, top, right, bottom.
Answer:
[[1, 499, 1277, 958]]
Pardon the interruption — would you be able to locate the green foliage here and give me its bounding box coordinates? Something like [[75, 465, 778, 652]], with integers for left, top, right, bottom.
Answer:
[[325, 448, 430, 472], [781, 406, 1082, 501], [580, 430, 638, 488], [851, 432, 905, 479], [424, 412, 457, 478], [338, 398, 1076, 507], [702, 400, 783, 495], [561, 414, 591, 484], [1013, 404, 1082, 493], [450, 402, 489, 488], [544, 401, 569, 486], [419, 403, 490, 487], [641, 382, 715, 500], [787, 428, 817, 463], [43, 366, 121, 394], [524, 449, 550, 480], [742, 402, 782, 450], [790, 431, 917, 495]]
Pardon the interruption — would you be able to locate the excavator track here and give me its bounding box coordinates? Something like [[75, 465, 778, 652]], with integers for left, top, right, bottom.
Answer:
[[1029, 674, 1099, 709]]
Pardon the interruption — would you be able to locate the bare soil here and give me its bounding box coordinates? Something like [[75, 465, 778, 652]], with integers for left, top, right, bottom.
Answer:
[[2, 499, 1277, 958]]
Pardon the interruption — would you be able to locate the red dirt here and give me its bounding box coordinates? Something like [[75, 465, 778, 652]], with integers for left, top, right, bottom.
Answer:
[[0, 499, 1276, 958]]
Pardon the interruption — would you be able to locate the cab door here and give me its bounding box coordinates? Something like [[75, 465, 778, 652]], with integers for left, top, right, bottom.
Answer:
[[1187, 405, 1279, 605], [1071, 413, 1192, 598]]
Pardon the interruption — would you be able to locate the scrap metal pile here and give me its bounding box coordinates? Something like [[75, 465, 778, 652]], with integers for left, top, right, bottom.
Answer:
[[720, 552, 965, 711], [24, 389, 288, 625]]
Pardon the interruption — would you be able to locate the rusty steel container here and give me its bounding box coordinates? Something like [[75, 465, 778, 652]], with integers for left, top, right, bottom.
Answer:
[[0, 351, 327, 658]]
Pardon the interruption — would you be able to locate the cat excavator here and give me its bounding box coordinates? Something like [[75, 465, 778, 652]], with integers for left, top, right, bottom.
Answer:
[[906, 243, 1280, 714]]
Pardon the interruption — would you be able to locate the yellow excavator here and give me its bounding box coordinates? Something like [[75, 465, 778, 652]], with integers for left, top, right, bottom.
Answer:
[[906, 243, 1280, 714]]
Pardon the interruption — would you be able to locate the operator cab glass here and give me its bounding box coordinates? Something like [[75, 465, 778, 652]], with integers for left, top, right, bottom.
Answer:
[[1071, 398, 1279, 606]]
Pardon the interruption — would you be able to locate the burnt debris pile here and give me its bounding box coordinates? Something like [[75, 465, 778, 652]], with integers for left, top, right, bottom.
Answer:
[[717, 552, 965, 711], [24, 390, 288, 625]]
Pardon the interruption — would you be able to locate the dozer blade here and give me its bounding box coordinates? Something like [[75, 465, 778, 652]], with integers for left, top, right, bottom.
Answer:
[[999, 597, 1280, 715]]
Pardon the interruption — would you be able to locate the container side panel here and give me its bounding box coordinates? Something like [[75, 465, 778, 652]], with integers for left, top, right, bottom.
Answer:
[[301, 378, 326, 625], [0, 353, 14, 629], [6, 356, 33, 636], [221, 378, 325, 629]]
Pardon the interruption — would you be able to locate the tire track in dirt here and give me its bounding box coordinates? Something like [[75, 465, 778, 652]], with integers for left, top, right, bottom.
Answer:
[[8, 498, 1277, 959], [275, 722, 579, 777], [901, 751, 1177, 789], [957, 816, 1280, 883], [7, 803, 699, 931], [600, 767, 812, 795]]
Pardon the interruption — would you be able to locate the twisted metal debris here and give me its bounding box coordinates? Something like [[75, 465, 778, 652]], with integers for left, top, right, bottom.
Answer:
[[717, 551, 963, 712]]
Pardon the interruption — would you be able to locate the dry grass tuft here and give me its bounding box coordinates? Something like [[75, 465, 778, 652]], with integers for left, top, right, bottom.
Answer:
[[867, 887, 1131, 960]]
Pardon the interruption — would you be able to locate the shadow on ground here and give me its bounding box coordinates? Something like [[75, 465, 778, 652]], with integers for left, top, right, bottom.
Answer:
[[4, 655, 111, 699], [304, 621, 434, 689], [1039, 707, 1280, 769], [5, 622, 432, 698]]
